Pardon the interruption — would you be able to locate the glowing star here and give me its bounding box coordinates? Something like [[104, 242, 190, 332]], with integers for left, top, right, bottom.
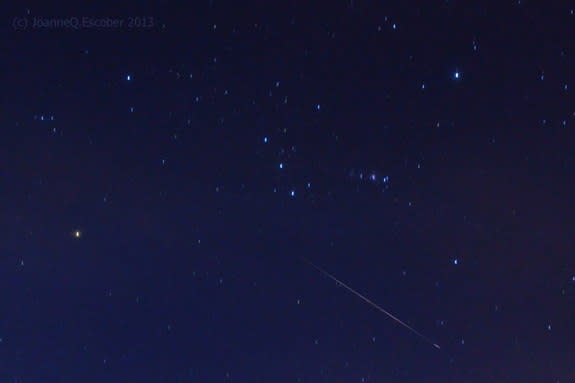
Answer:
[[453, 71, 461, 79], [73, 230, 82, 238]]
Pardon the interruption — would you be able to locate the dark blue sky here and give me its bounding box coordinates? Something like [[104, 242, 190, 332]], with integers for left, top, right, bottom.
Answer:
[[2, 1, 575, 382]]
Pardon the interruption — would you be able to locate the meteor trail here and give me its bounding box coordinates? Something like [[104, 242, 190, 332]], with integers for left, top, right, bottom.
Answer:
[[302, 257, 441, 350]]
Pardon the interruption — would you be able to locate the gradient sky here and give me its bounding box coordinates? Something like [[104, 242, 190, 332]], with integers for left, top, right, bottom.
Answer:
[[2, 1, 575, 382]]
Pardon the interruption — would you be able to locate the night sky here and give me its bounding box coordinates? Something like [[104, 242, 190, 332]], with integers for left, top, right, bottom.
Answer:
[[3, 1, 575, 382]]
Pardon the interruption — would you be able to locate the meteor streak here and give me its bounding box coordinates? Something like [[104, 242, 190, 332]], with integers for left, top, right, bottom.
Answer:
[[303, 257, 440, 350]]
